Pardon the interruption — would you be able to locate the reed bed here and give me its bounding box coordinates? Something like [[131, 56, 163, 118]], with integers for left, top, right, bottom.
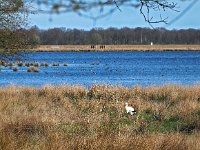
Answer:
[[52, 63, 59, 66], [17, 61, 23, 67], [0, 84, 200, 150], [27, 67, 39, 72], [0, 61, 70, 73], [12, 67, 18, 72]]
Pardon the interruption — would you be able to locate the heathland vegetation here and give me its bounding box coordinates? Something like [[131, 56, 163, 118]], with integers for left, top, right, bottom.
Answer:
[[0, 85, 200, 149]]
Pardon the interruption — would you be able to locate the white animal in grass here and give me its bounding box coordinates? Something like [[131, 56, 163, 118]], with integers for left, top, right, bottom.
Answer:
[[125, 102, 136, 115]]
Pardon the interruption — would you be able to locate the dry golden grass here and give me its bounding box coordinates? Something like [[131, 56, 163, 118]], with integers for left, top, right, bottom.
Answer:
[[30, 44, 200, 52], [0, 85, 200, 150]]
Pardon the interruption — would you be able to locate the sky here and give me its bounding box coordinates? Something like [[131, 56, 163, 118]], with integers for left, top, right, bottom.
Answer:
[[29, 0, 200, 30]]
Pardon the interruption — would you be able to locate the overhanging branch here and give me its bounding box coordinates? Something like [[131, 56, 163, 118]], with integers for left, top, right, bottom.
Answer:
[[32, 0, 178, 25]]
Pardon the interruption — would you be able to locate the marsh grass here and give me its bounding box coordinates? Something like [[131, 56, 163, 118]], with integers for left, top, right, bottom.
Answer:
[[25, 62, 30, 67], [52, 63, 59, 66], [44, 63, 49, 67], [12, 67, 18, 72], [0, 85, 200, 149], [0, 60, 6, 66], [7, 63, 14, 67], [27, 67, 39, 72], [40, 62, 49, 67], [17, 61, 23, 67], [33, 63, 39, 67]]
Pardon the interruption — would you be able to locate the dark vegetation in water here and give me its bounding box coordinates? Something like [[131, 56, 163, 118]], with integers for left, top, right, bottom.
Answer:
[[27, 67, 40, 72], [13, 67, 18, 72], [52, 63, 59, 66], [17, 61, 23, 67], [0, 61, 68, 73]]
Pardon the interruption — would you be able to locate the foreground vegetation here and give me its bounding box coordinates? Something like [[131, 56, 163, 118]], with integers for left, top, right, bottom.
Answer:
[[0, 85, 200, 150]]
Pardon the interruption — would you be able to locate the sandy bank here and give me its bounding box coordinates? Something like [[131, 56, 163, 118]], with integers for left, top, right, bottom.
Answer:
[[30, 44, 200, 52]]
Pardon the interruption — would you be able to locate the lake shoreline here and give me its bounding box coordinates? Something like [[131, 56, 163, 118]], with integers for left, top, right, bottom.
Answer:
[[30, 44, 200, 52]]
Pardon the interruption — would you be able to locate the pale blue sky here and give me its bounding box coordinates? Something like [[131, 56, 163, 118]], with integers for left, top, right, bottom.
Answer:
[[29, 0, 200, 30]]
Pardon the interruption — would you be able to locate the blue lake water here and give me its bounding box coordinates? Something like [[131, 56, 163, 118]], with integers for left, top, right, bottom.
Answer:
[[1, 51, 200, 87]]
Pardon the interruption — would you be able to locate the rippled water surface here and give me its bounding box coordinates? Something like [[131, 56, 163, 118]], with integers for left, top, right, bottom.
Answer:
[[1, 51, 200, 86]]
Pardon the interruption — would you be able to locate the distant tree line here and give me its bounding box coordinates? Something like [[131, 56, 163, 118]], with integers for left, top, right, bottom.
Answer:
[[18, 26, 200, 45]]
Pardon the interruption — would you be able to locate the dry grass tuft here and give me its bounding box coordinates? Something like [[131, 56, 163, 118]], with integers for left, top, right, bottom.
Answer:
[[27, 67, 39, 72]]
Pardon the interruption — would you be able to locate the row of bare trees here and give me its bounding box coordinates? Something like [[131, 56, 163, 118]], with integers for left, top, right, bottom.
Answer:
[[30, 26, 200, 45]]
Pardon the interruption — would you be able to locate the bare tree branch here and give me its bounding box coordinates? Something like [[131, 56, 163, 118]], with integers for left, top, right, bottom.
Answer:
[[139, 0, 177, 26], [32, 0, 178, 24]]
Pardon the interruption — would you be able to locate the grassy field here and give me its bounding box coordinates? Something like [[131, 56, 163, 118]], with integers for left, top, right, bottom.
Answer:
[[0, 84, 200, 149], [30, 44, 200, 52]]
